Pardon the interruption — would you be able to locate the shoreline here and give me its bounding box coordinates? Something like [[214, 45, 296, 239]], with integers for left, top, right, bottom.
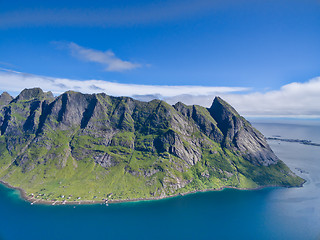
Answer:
[[0, 179, 305, 206]]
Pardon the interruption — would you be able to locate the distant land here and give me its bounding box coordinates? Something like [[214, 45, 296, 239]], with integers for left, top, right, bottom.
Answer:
[[267, 137, 320, 147], [0, 88, 304, 204]]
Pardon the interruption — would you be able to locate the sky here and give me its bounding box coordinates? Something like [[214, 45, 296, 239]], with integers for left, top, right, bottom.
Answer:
[[0, 0, 320, 117]]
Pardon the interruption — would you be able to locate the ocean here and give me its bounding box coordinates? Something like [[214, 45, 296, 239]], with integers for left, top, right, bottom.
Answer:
[[0, 119, 319, 240]]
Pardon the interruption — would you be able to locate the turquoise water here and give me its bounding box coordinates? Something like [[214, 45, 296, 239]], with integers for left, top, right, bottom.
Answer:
[[0, 120, 319, 240]]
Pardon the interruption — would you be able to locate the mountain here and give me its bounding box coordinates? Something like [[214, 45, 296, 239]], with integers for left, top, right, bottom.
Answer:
[[0, 88, 304, 203], [0, 92, 13, 107]]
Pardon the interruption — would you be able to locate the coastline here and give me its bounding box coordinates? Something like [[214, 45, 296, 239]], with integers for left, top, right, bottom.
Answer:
[[267, 137, 320, 147], [0, 179, 305, 206]]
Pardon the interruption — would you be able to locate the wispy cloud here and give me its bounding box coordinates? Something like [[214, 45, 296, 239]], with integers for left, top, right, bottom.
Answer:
[[0, 68, 319, 118], [67, 43, 142, 72], [0, 68, 246, 97], [0, 0, 237, 28]]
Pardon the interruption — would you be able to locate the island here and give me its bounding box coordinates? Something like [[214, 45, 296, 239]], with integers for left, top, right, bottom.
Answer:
[[267, 137, 320, 147], [0, 88, 304, 204]]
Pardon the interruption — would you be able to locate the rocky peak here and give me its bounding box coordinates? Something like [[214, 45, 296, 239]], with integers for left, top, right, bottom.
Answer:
[[209, 96, 279, 166], [0, 92, 13, 106], [210, 96, 239, 116], [208, 96, 242, 146], [208, 97, 240, 128], [173, 102, 192, 118], [14, 88, 54, 102]]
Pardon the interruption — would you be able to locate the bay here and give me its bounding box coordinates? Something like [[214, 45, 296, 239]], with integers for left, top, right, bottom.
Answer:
[[0, 119, 319, 240]]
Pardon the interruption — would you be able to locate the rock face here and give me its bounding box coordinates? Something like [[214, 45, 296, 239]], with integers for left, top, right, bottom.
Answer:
[[0, 88, 304, 202], [209, 97, 279, 166], [0, 92, 13, 107]]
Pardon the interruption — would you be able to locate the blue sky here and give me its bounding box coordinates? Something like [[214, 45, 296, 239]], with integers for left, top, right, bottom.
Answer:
[[0, 0, 320, 117]]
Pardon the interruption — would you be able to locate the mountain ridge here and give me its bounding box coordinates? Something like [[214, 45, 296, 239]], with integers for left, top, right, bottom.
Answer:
[[0, 88, 304, 203]]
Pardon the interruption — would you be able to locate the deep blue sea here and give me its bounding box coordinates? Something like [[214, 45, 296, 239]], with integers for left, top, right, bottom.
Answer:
[[0, 120, 319, 240]]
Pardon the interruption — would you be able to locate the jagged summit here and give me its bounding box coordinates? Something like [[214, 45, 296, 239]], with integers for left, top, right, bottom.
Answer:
[[0, 88, 304, 202], [208, 96, 278, 165], [14, 88, 54, 102], [0, 92, 13, 106], [0, 88, 282, 166], [210, 96, 239, 116]]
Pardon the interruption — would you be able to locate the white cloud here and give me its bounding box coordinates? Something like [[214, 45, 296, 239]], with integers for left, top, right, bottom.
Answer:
[[163, 78, 320, 118], [220, 78, 320, 117], [68, 43, 142, 72], [0, 68, 246, 97], [0, 68, 319, 118]]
